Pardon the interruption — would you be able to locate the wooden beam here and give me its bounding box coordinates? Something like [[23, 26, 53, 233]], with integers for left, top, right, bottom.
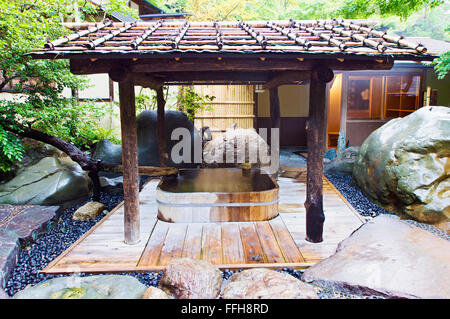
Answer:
[[264, 71, 310, 89], [109, 67, 163, 89], [269, 87, 280, 162], [106, 165, 178, 176], [156, 86, 168, 166], [118, 79, 140, 245], [70, 57, 394, 76], [305, 66, 334, 243]]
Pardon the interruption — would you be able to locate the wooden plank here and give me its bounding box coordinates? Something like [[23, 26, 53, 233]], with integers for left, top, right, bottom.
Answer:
[[202, 223, 223, 264], [255, 222, 285, 263], [158, 223, 188, 266], [239, 223, 265, 263], [181, 223, 203, 260], [138, 221, 170, 266], [221, 223, 245, 264], [269, 217, 305, 263]]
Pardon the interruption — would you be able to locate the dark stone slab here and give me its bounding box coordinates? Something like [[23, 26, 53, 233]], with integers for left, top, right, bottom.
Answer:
[[0, 205, 60, 288]]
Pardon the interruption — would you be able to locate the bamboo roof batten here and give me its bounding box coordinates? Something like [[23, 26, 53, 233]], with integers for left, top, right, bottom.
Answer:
[[86, 21, 136, 49], [214, 21, 224, 50], [290, 19, 348, 52], [45, 20, 113, 50], [131, 20, 163, 49], [339, 20, 427, 53], [171, 20, 189, 49], [238, 20, 268, 49], [315, 19, 387, 53], [267, 21, 312, 49]]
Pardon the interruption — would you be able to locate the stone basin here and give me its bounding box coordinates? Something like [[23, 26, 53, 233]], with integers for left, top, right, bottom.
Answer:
[[156, 168, 279, 222]]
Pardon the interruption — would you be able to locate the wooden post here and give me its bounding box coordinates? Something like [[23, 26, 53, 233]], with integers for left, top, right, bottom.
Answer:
[[156, 86, 168, 167], [305, 66, 334, 243], [269, 87, 280, 163], [118, 79, 140, 245]]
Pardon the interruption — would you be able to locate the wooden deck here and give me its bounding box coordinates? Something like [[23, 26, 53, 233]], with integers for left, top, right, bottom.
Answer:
[[43, 167, 364, 273]]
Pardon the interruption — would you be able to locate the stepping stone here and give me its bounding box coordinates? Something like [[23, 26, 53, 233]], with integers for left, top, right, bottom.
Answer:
[[0, 205, 60, 288], [302, 215, 450, 299]]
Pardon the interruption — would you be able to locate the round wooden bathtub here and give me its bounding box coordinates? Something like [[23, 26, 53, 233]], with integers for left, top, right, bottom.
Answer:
[[156, 168, 279, 222]]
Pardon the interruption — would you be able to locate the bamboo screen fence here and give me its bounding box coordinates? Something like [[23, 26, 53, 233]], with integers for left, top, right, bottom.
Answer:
[[191, 85, 255, 138]]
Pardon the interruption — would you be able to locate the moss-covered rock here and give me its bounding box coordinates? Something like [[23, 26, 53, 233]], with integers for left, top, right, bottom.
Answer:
[[353, 106, 449, 224], [13, 275, 147, 299]]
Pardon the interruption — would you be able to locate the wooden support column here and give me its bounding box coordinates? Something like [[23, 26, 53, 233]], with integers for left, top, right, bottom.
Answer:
[[269, 87, 280, 163], [118, 79, 140, 245], [305, 66, 334, 243], [156, 86, 168, 167]]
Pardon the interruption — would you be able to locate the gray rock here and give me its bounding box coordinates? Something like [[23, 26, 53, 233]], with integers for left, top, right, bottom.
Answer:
[[0, 205, 60, 288], [159, 258, 222, 299], [323, 148, 337, 160], [353, 106, 449, 224], [302, 215, 450, 299], [324, 146, 360, 175], [93, 110, 200, 167], [0, 156, 90, 206], [0, 288, 9, 299], [142, 286, 169, 299], [221, 268, 318, 299], [203, 128, 270, 167], [13, 275, 147, 299]]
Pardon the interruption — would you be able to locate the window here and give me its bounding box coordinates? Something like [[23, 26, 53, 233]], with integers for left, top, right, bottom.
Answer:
[[347, 76, 372, 118], [384, 75, 421, 118]]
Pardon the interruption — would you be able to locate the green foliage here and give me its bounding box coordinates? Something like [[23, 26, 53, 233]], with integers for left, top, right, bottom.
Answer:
[[135, 87, 158, 113], [336, 0, 443, 20], [0, 0, 134, 172], [0, 125, 24, 172], [433, 51, 450, 80], [177, 88, 215, 121]]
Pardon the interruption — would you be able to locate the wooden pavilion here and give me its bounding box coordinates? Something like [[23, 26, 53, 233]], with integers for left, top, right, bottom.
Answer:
[[30, 19, 435, 271]]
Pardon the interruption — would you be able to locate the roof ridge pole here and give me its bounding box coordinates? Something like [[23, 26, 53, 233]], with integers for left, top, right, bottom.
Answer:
[[214, 20, 224, 50], [340, 20, 427, 53], [45, 19, 113, 49], [86, 21, 137, 50], [131, 20, 163, 49], [267, 20, 312, 49], [291, 19, 347, 51], [171, 20, 189, 49], [237, 20, 267, 49]]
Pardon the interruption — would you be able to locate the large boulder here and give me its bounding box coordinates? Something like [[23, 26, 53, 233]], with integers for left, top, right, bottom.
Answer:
[[221, 268, 317, 299], [159, 258, 222, 299], [203, 128, 270, 167], [93, 110, 200, 167], [13, 275, 147, 299], [302, 215, 450, 299], [324, 146, 360, 175], [0, 156, 90, 206], [353, 106, 449, 224]]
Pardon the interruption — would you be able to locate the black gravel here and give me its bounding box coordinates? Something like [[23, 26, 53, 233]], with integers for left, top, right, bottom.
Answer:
[[325, 174, 393, 218]]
